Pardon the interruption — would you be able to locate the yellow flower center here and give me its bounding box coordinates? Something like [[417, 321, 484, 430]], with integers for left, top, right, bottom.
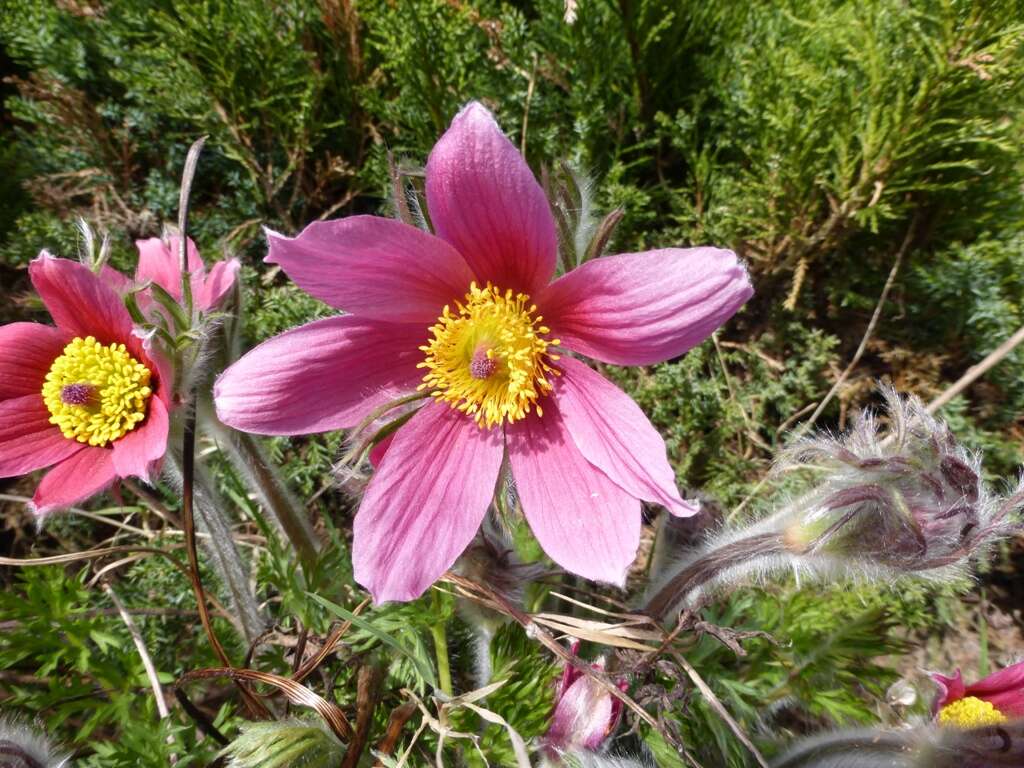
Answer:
[[418, 282, 560, 428], [41, 336, 153, 447], [937, 696, 1007, 729]]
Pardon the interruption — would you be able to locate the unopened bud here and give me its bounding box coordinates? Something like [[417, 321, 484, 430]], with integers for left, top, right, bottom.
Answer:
[[540, 642, 627, 760], [0, 716, 70, 768]]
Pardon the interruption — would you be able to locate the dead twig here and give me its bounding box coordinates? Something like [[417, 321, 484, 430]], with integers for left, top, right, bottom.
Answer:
[[671, 651, 769, 768], [103, 582, 177, 763], [802, 213, 918, 432]]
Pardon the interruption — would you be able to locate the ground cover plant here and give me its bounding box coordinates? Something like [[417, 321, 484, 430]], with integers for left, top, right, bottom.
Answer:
[[1, 1, 1024, 766]]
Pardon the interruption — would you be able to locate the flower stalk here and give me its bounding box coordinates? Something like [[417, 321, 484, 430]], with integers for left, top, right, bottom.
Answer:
[[202, 408, 320, 571], [431, 589, 453, 696], [163, 449, 265, 644]]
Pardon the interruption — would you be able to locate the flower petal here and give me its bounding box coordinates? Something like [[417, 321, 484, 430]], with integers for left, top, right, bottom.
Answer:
[[546, 675, 615, 752], [100, 263, 133, 294], [214, 316, 425, 436], [29, 252, 135, 345], [368, 433, 395, 469], [196, 258, 241, 311], [541, 247, 753, 365], [967, 661, 1024, 697], [135, 237, 203, 300], [425, 101, 557, 294], [931, 670, 966, 713], [31, 447, 117, 517], [353, 401, 503, 603], [112, 395, 169, 481], [507, 404, 641, 585], [265, 216, 475, 323], [0, 394, 84, 477], [554, 357, 696, 516], [0, 323, 72, 400], [968, 661, 1024, 717]]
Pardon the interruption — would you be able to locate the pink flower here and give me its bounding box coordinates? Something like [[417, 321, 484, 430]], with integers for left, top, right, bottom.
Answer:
[[932, 662, 1024, 728], [0, 254, 172, 515], [542, 642, 627, 755], [131, 236, 240, 313], [544, 643, 622, 757], [214, 101, 752, 602]]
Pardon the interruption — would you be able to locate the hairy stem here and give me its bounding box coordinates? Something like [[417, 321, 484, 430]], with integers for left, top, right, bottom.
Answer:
[[202, 405, 320, 570], [644, 533, 786, 622], [165, 449, 265, 645]]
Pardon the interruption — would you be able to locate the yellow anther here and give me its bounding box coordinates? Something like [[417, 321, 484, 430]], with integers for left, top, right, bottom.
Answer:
[[418, 282, 560, 428], [41, 336, 152, 447], [937, 696, 1007, 729]]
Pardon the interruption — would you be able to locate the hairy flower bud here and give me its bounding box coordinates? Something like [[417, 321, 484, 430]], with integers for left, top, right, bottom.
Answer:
[[0, 716, 70, 768], [645, 388, 1023, 622], [540, 642, 627, 762], [776, 389, 1009, 573]]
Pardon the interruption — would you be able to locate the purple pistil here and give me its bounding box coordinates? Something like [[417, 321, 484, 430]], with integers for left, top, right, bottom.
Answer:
[[470, 347, 498, 380], [60, 383, 95, 405]]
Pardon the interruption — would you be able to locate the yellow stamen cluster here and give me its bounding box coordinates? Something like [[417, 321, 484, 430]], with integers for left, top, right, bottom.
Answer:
[[937, 696, 1007, 729], [419, 282, 560, 428], [42, 336, 153, 447]]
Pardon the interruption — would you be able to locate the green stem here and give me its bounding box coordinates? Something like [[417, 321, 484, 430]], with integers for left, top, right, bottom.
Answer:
[[431, 591, 452, 695]]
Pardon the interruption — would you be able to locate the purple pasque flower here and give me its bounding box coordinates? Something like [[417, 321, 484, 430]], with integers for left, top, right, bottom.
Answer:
[[933, 661, 1024, 728], [542, 642, 627, 757], [214, 101, 752, 603]]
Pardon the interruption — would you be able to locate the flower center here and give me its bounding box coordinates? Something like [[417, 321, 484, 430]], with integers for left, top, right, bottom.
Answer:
[[937, 696, 1007, 729], [418, 282, 560, 428], [41, 336, 153, 447]]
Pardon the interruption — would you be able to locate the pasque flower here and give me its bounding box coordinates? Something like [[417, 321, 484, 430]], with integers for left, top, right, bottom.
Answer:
[[215, 101, 752, 602], [541, 642, 627, 758], [131, 235, 240, 313], [932, 661, 1024, 728], [0, 254, 172, 515]]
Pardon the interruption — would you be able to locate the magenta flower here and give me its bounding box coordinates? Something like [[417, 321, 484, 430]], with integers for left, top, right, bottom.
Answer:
[[542, 642, 627, 756], [119, 235, 240, 313], [932, 661, 1024, 728], [214, 102, 752, 602], [0, 254, 172, 515]]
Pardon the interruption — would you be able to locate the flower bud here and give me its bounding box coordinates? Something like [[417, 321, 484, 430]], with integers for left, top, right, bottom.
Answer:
[[644, 388, 1023, 622], [0, 715, 70, 768], [540, 642, 627, 761], [777, 389, 1011, 574]]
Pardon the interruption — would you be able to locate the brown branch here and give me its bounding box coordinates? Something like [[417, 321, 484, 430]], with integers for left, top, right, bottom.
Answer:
[[801, 213, 918, 432], [671, 652, 769, 768]]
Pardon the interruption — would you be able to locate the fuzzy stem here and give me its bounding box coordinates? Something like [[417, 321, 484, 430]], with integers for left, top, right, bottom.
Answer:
[[431, 591, 453, 696], [201, 403, 320, 571], [771, 728, 919, 768], [644, 532, 786, 622], [164, 452, 265, 644]]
